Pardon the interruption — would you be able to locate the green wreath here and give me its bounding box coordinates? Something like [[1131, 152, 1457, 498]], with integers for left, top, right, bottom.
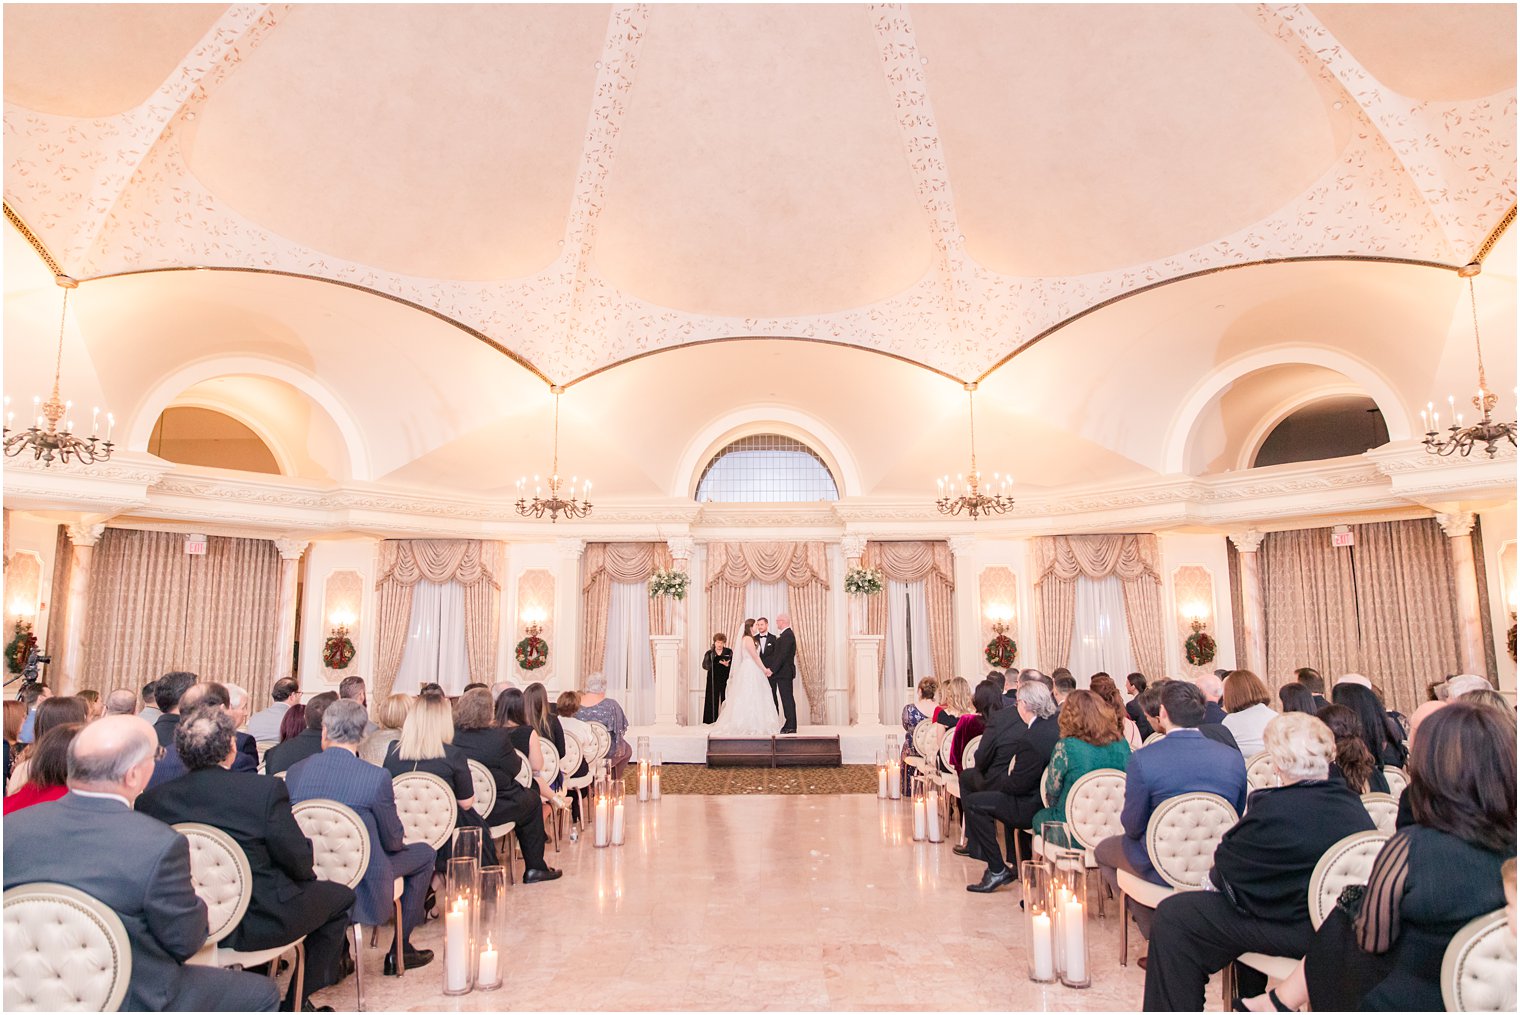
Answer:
[[322, 634, 356, 670], [5, 621, 36, 675], [984, 634, 1016, 669], [1185, 630, 1217, 667], [1508, 620, 1516, 662], [515, 635, 549, 671]]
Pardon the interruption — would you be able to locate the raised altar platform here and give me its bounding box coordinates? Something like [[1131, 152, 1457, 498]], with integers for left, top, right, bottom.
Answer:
[[706, 735, 842, 767], [626, 724, 897, 766]]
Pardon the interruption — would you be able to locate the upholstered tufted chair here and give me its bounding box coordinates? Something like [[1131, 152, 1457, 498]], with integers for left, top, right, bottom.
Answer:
[[466, 759, 518, 884], [390, 771, 458, 852], [1360, 792, 1399, 834], [1442, 909, 1515, 1012], [1244, 752, 1283, 792], [3, 882, 131, 1012]]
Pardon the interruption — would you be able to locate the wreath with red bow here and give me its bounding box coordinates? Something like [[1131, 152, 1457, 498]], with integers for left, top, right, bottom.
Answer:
[[515, 635, 549, 671], [5, 621, 36, 675], [984, 634, 1016, 669], [1185, 630, 1217, 667], [323, 634, 356, 670]]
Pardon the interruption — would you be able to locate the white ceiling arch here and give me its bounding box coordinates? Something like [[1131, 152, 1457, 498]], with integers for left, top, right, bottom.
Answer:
[[670, 405, 864, 501], [1233, 382, 1372, 473]]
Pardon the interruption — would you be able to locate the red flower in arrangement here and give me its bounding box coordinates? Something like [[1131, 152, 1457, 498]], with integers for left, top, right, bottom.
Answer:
[[322, 634, 356, 670], [515, 635, 549, 671]]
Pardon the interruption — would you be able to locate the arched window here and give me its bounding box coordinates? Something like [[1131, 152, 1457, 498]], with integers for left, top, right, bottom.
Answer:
[[1252, 396, 1389, 468], [148, 407, 281, 475], [695, 434, 839, 503]]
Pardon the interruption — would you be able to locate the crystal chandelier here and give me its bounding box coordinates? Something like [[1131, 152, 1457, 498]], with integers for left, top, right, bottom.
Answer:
[[1421, 263, 1517, 459], [936, 382, 1013, 519], [515, 386, 591, 522], [3, 275, 115, 467]]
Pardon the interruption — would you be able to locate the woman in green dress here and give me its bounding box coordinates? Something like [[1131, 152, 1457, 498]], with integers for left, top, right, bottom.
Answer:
[[1031, 689, 1131, 832]]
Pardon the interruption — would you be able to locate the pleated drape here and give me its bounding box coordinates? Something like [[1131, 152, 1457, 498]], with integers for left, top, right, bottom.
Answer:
[[1032, 534, 1164, 677], [864, 542, 955, 686], [580, 543, 674, 678], [375, 540, 501, 701], [81, 529, 281, 703], [1260, 529, 1360, 685]]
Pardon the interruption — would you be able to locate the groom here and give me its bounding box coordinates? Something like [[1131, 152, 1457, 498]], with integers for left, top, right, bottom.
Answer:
[[757, 615, 799, 734]]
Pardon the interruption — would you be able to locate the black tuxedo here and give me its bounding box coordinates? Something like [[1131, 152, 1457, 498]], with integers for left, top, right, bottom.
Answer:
[[964, 714, 1060, 874], [760, 627, 799, 733], [138, 766, 356, 1006]]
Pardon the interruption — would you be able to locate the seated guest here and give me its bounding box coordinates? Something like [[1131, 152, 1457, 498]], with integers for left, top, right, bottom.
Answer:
[[8, 695, 89, 793], [3, 716, 279, 1010], [525, 681, 574, 793], [1461, 687, 1516, 723], [1138, 679, 1237, 749], [963, 681, 1061, 893], [556, 690, 581, 717], [1050, 667, 1074, 688], [3, 722, 82, 814], [359, 693, 412, 765], [1295, 668, 1329, 711], [1238, 703, 1516, 1012], [1317, 703, 1386, 794], [1052, 671, 1077, 707], [285, 701, 435, 976], [1143, 713, 1375, 1010], [1276, 682, 1317, 716], [496, 688, 571, 813], [1331, 682, 1405, 770], [575, 673, 632, 778], [1090, 673, 1142, 748], [138, 680, 162, 725], [1333, 672, 1373, 690], [265, 692, 337, 775], [449, 688, 559, 882], [3, 698, 24, 788], [1030, 690, 1130, 833], [102, 687, 141, 717], [900, 678, 940, 791], [1125, 672, 1154, 740], [245, 677, 300, 744], [1095, 681, 1248, 935], [148, 682, 257, 790], [1194, 672, 1227, 724], [16, 682, 49, 744], [338, 676, 378, 736], [1444, 672, 1492, 699], [279, 701, 308, 743], [949, 680, 1001, 775], [151, 670, 199, 749], [933, 677, 973, 730], [138, 708, 356, 1010], [382, 687, 501, 872], [1220, 669, 1278, 757], [78, 689, 101, 720]]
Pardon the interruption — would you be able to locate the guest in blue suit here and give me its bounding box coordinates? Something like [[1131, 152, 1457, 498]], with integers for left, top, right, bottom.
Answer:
[[1095, 680, 1247, 936], [147, 681, 257, 790], [285, 699, 436, 976]]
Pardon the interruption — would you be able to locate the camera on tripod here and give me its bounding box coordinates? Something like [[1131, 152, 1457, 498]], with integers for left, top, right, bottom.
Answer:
[[22, 649, 50, 684]]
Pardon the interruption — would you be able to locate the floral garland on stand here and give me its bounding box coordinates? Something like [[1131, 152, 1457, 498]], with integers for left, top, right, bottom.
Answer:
[[984, 633, 1017, 669], [515, 634, 549, 671], [6, 620, 37, 675], [844, 566, 884, 596], [1184, 623, 1217, 667], [648, 568, 689, 600], [322, 634, 356, 670]]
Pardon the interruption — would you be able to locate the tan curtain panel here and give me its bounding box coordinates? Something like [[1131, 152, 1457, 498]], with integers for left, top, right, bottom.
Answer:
[[374, 539, 501, 701], [864, 541, 955, 686], [1350, 519, 1462, 714], [1261, 528, 1360, 685], [705, 542, 831, 724], [1032, 534, 1164, 677], [81, 528, 282, 704], [580, 543, 674, 677]]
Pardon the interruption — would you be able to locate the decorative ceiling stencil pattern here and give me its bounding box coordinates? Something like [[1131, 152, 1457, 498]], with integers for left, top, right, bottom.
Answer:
[[4, 3, 1514, 385]]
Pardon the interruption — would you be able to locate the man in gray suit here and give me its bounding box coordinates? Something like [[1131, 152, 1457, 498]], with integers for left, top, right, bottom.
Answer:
[[3, 716, 279, 1011]]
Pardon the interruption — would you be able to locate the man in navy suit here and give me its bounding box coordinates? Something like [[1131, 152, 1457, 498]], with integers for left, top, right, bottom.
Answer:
[[1095, 681, 1247, 935], [148, 681, 257, 789], [285, 700, 435, 976]]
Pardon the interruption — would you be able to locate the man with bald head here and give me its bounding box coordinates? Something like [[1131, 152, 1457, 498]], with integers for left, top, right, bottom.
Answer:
[[760, 612, 800, 734], [3, 716, 278, 1011], [148, 682, 257, 789], [1194, 672, 1227, 725]]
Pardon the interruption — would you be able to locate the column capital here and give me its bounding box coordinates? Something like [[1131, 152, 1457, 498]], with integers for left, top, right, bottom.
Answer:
[[1228, 530, 1264, 553], [839, 534, 868, 562], [274, 538, 309, 561], [948, 536, 978, 558], [556, 537, 586, 560], [1438, 511, 1476, 538], [666, 536, 696, 562], [66, 523, 107, 548]]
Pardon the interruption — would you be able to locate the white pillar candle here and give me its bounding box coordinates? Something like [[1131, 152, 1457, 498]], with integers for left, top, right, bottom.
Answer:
[[1063, 897, 1087, 983], [444, 899, 470, 991], [611, 800, 625, 845], [926, 792, 942, 842], [1052, 886, 1070, 972], [878, 766, 888, 799], [912, 797, 926, 840], [593, 795, 609, 847], [651, 769, 661, 800], [888, 772, 902, 800], [478, 939, 499, 985], [1031, 911, 1054, 981], [638, 761, 650, 801]]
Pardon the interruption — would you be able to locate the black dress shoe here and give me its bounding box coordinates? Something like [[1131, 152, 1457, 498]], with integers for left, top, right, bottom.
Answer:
[[966, 867, 1016, 893], [523, 867, 563, 883], [952, 843, 970, 856], [301, 1003, 334, 1013], [382, 947, 434, 976]]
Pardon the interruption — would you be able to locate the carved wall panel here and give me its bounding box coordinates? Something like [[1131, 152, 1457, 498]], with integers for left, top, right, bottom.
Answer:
[[322, 569, 363, 676], [517, 569, 556, 683], [1172, 565, 1216, 678]]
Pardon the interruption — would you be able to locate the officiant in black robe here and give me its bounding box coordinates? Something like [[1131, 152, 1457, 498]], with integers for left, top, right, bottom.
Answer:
[[701, 635, 733, 724]]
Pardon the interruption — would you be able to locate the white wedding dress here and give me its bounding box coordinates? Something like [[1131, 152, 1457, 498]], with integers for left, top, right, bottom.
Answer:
[[708, 635, 782, 736]]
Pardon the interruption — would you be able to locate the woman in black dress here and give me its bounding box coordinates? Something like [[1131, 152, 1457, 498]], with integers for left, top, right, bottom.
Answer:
[[701, 634, 733, 724], [1237, 702, 1516, 1012], [383, 687, 499, 872], [449, 688, 558, 882]]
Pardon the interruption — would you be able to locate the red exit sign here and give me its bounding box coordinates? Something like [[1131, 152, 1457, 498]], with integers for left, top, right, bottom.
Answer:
[[1331, 530, 1355, 548]]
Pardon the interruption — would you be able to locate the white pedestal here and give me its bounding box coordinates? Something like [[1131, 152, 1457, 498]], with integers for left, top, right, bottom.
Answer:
[[850, 634, 884, 727], [651, 634, 683, 727]]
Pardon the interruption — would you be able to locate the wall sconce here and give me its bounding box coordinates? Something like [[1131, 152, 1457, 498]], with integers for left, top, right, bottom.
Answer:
[[521, 605, 546, 638], [1180, 601, 1209, 633], [8, 599, 36, 620], [328, 609, 356, 640], [1181, 602, 1216, 667], [985, 603, 1014, 635]]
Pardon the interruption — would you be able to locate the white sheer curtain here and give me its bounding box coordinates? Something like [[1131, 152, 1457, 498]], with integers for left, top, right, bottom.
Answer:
[[603, 580, 655, 726], [394, 580, 470, 695], [1069, 575, 1135, 686], [744, 579, 810, 724], [881, 579, 933, 724]]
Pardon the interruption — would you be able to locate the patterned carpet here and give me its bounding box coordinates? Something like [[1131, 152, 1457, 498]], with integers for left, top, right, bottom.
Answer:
[[621, 765, 878, 795]]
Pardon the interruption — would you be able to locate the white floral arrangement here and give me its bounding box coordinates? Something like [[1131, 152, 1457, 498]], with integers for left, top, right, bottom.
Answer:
[[648, 568, 690, 600], [844, 566, 885, 597]]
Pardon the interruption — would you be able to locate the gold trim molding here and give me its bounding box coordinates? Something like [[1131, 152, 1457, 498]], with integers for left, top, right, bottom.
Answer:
[[1473, 205, 1515, 265], [4, 202, 62, 277]]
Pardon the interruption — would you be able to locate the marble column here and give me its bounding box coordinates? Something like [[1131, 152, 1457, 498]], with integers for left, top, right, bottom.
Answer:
[[949, 536, 979, 680], [273, 539, 308, 687], [60, 522, 106, 695], [555, 538, 585, 693], [1439, 512, 1487, 675], [1229, 531, 1267, 674], [666, 536, 695, 724], [841, 534, 883, 724]]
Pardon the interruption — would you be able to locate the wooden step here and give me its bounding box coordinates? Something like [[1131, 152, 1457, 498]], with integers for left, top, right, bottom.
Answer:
[[705, 735, 842, 768]]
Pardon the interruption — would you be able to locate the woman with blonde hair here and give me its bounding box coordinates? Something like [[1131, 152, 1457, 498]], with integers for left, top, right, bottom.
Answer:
[[935, 677, 973, 723], [383, 687, 498, 871], [358, 692, 413, 765]]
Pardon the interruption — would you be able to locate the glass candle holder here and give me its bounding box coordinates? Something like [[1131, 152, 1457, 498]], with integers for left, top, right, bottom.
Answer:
[[925, 783, 944, 842], [636, 735, 651, 764], [651, 754, 662, 800], [885, 733, 900, 760], [610, 773, 627, 845], [442, 856, 479, 995], [475, 866, 506, 991], [452, 826, 483, 866], [910, 776, 927, 841], [592, 786, 611, 848], [1020, 860, 1056, 983], [637, 757, 651, 802], [877, 752, 889, 799], [1040, 820, 1075, 860], [1054, 861, 1090, 988]]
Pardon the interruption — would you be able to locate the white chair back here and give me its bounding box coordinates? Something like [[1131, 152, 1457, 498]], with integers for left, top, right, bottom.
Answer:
[[1382, 766, 1408, 800], [513, 750, 533, 788], [581, 720, 612, 765], [538, 737, 562, 780], [1145, 792, 1238, 890], [1442, 909, 1515, 1012], [3, 882, 131, 1012], [172, 823, 252, 946], [467, 759, 497, 817], [1064, 769, 1128, 851], [961, 735, 982, 771], [560, 716, 593, 757], [1307, 829, 1391, 929], [911, 719, 940, 763], [1359, 792, 1399, 834], [1244, 752, 1282, 790], [559, 729, 584, 776], [1142, 731, 1165, 746], [937, 729, 956, 773], [391, 771, 458, 850], [291, 799, 371, 890]]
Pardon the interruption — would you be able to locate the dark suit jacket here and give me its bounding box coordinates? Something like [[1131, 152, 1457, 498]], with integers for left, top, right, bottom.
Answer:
[[285, 746, 431, 927], [1203, 700, 1228, 725], [1119, 729, 1248, 884], [1004, 715, 1060, 805], [154, 712, 181, 748], [1198, 722, 1240, 751], [1126, 700, 1154, 740], [264, 728, 324, 775], [971, 709, 1030, 793], [764, 628, 797, 682], [148, 731, 257, 790], [3, 792, 209, 1011], [137, 766, 337, 950]]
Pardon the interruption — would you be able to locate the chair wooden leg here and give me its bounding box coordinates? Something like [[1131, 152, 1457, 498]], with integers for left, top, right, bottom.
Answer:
[[393, 900, 405, 977], [1222, 962, 1235, 1010], [351, 925, 365, 1012], [1119, 892, 1129, 967], [292, 941, 306, 1011], [1096, 874, 1107, 918]]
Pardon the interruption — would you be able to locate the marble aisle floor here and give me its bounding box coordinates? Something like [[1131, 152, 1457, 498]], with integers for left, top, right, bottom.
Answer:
[[312, 794, 1169, 1012]]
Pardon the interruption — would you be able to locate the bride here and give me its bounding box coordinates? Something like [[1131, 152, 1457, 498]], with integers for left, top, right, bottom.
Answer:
[[708, 618, 781, 736]]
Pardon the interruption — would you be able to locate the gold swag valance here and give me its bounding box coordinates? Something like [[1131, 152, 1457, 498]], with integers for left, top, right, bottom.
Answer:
[[375, 539, 501, 589]]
